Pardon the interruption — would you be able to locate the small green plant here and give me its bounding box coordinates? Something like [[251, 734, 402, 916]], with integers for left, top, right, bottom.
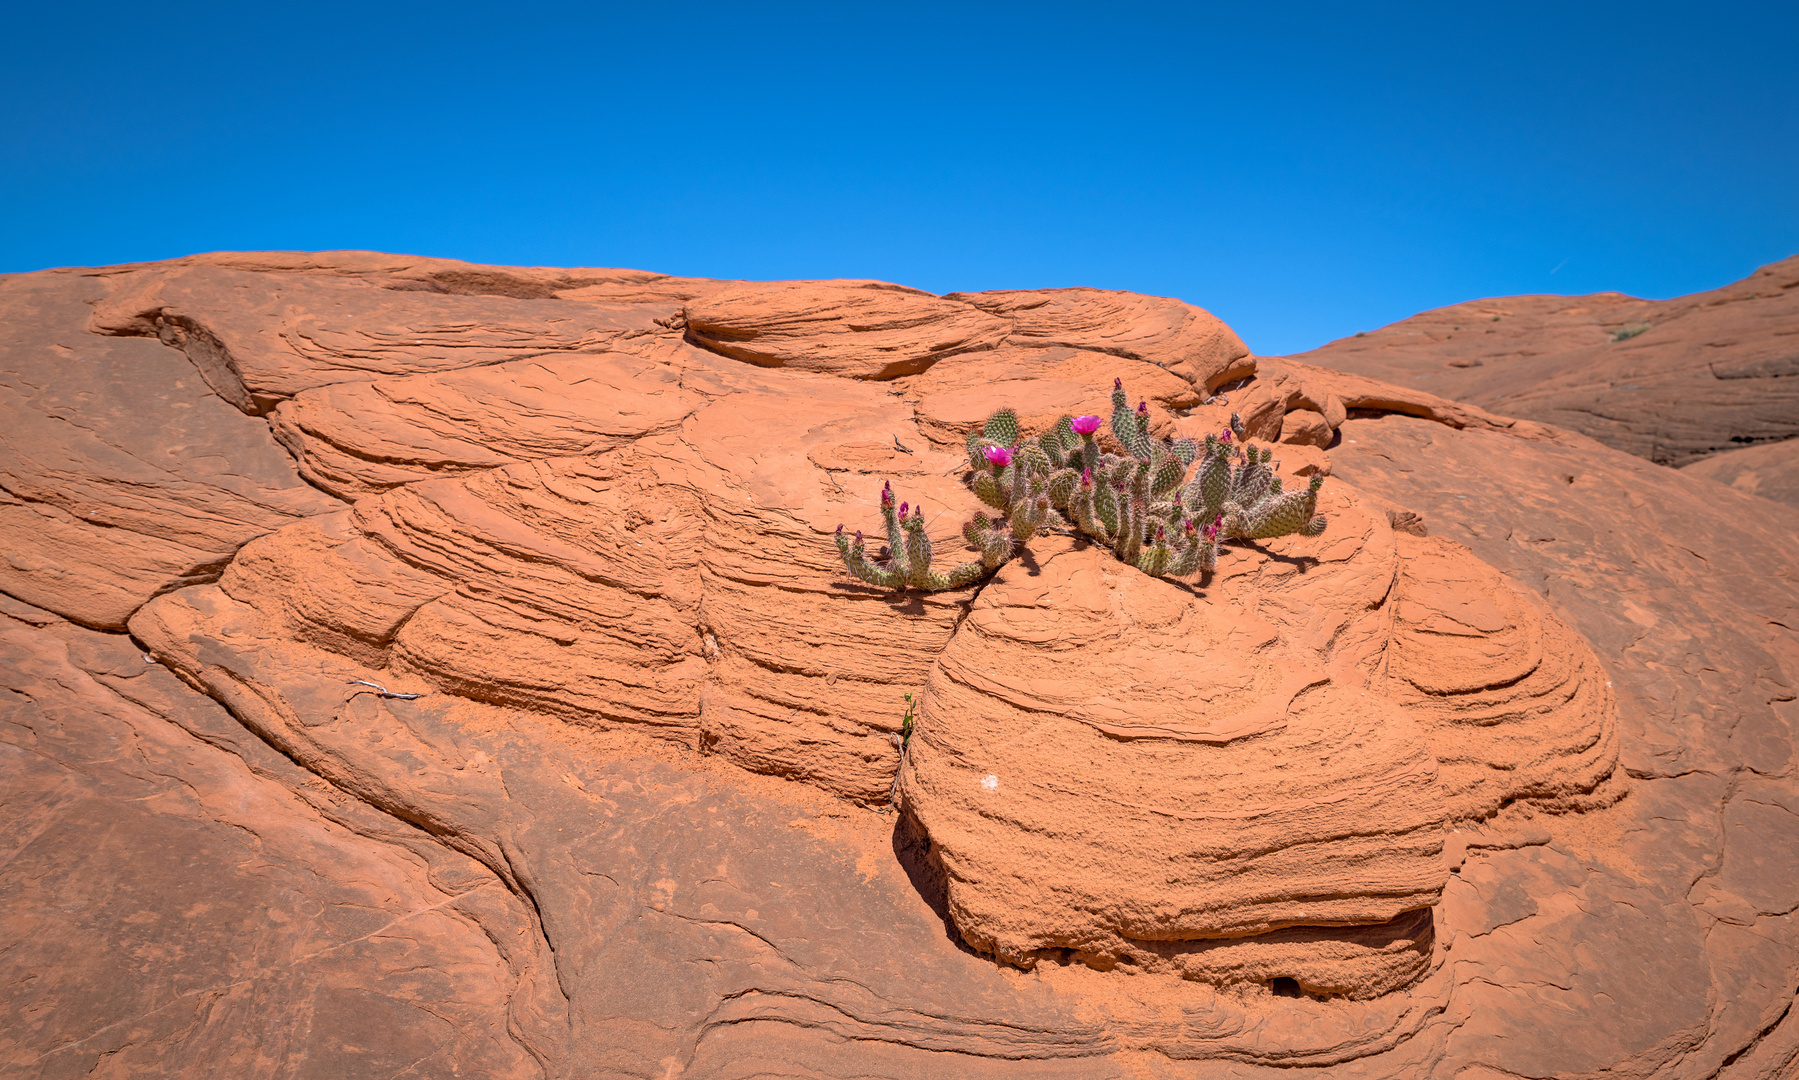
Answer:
[[834, 379, 1327, 592], [888, 690, 921, 804], [1611, 321, 1650, 342]]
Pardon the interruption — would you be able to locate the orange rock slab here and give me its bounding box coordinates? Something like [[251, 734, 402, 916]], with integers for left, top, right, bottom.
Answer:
[[91, 264, 678, 412], [947, 286, 1254, 391], [682, 279, 1009, 379], [902, 478, 1620, 998]]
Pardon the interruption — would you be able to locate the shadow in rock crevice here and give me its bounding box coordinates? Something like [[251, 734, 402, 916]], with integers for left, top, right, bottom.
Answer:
[[890, 810, 983, 961]]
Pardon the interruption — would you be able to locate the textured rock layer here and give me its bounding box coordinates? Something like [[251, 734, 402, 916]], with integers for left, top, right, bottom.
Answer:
[[1290, 253, 1799, 466], [1680, 436, 1799, 510], [2, 251, 1796, 1078]]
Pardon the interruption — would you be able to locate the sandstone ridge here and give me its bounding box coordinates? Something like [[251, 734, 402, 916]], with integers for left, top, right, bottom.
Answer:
[[2, 253, 1796, 1078], [1289, 254, 1799, 470]]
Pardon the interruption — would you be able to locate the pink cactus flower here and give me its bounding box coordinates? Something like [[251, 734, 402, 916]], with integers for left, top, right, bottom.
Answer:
[[881, 481, 894, 506], [983, 445, 1013, 468], [1071, 414, 1102, 435], [898, 502, 908, 518], [1080, 466, 1094, 486], [1203, 523, 1219, 541], [1154, 524, 1166, 540], [855, 529, 865, 543], [1137, 400, 1148, 415], [1113, 377, 1123, 390], [835, 523, 844, 535], [1182, 517, 1196, 535], [1219, 429, 1233, 443]]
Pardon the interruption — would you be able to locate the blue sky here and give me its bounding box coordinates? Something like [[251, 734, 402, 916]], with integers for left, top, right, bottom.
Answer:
[[4, 2, 1795, 354]]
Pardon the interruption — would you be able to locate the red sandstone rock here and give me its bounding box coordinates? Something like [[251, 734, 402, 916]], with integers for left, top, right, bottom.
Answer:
[[682, 279, 1010, 379], [1290, 254, 1799, 465], [909, 345, 1203, 449], [945, 286, 1254, 391], [1278, 406, 1333, 445], [904, 484, 1617, 998], [0, 596, 545, 1077], [1681, 437, 1799, 510], [90, 263, 682, 412], [269, 346, 714, 498], [0, 270, 339, 628], [2, 251, 1796, 1078]]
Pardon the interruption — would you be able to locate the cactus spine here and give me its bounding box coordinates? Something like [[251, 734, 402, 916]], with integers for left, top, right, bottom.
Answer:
[[833, 380, 1328, 591]]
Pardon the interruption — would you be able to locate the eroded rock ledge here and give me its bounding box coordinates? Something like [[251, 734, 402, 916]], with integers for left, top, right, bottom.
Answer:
[[70, 253, 1617, 1005], [903, 502, 1618, 998], [4, 252, 1794, 1078]]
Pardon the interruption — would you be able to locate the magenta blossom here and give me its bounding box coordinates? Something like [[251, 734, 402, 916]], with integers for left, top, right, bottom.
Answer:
[[897, 501, 908, 518], [1137, 400, 1148, 415], [881, 481, 894, 506], [983, 445, 1013, 468], [1182, 517, 1196, 535], [1203, 522, 1219, 541], [1079, 467, 1094, 487], [1071, 414, 1102, 436], [1219, 429, 1233, 443]]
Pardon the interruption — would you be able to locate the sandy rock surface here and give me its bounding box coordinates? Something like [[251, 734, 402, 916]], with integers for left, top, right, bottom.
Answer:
[[945, 286, 1254, 391], [0, 271, 340, 628], [1289, 254, 1799, 466], [2, 252, 1797, 1078], [1681, 437, 1799, 511]]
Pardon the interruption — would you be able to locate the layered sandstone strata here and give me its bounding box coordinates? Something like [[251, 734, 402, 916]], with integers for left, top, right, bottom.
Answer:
[[5, 252, 1792, 1078], [1290, 253, 1799, 466], [902, 479, 1619, 998]]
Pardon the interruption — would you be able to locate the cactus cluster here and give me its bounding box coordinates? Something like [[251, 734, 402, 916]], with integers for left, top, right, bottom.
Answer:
[[834, 379, 1327, 591]]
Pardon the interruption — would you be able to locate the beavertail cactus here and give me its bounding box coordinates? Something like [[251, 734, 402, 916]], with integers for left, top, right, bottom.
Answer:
[[833, 381, 1328, 591]]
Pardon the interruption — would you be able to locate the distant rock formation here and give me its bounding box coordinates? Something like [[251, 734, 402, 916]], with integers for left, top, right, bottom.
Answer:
[[1289, 254, 1799, 470]]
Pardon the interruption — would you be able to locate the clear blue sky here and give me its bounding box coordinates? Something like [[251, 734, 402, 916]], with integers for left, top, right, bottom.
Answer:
[[5, 1, 1795, 355]]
